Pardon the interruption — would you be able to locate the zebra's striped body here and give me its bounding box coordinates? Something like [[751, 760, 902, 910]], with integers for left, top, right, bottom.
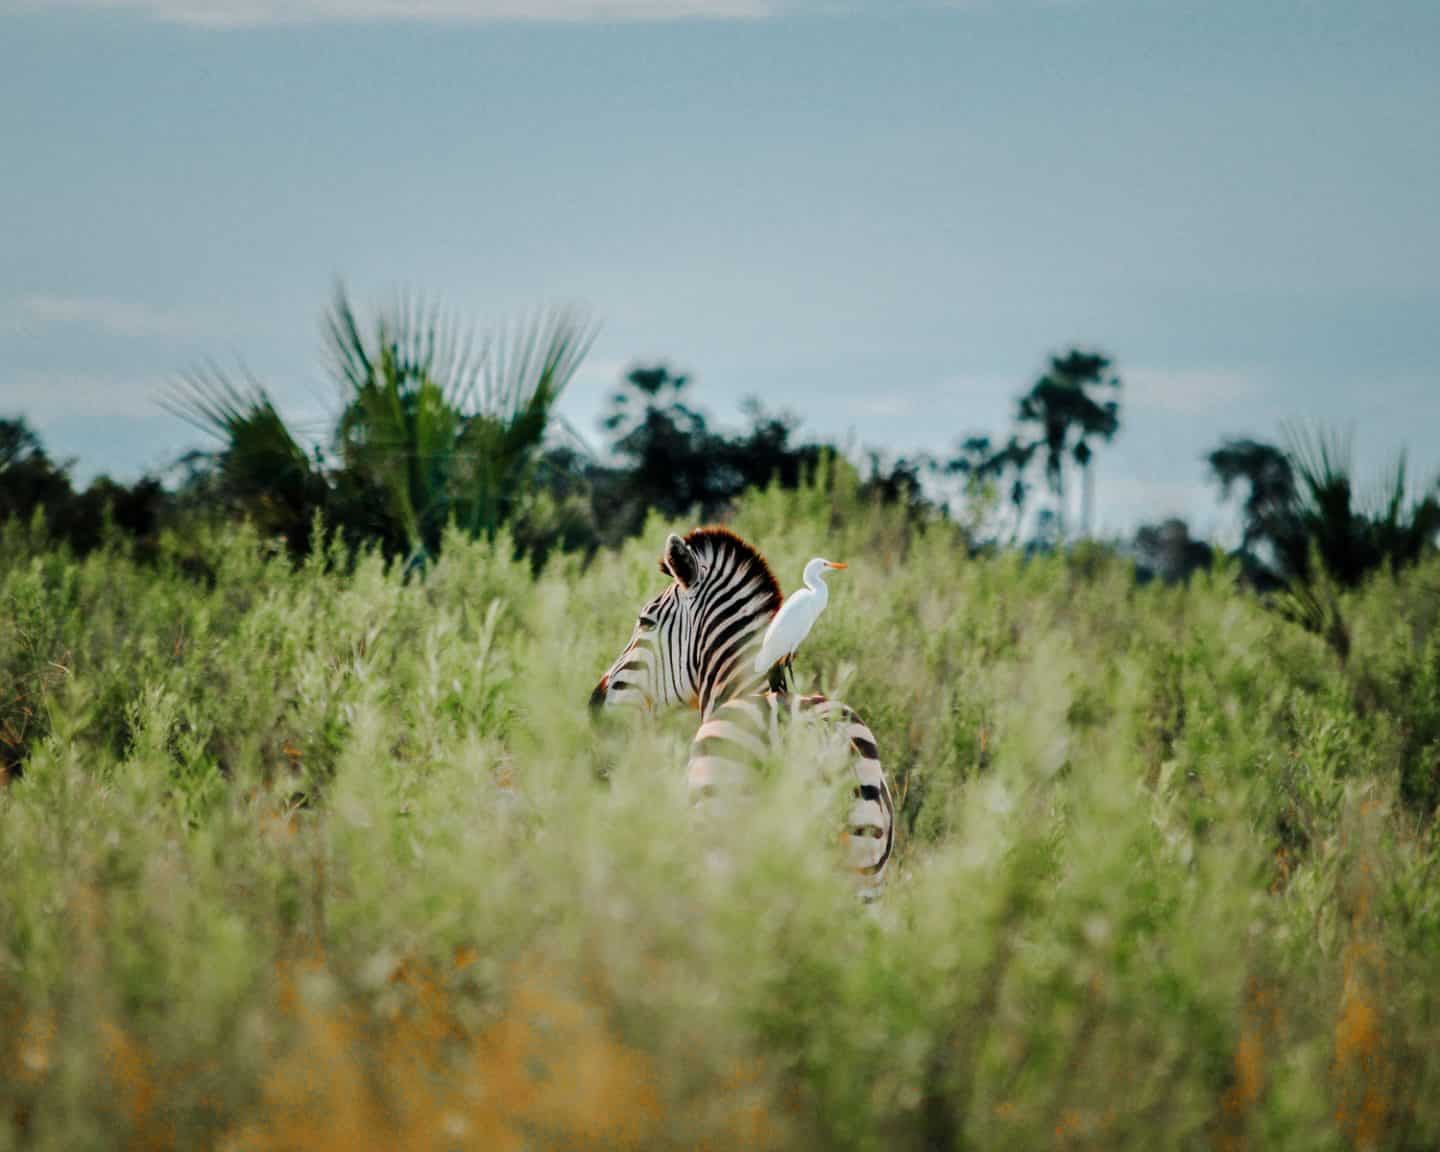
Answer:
[[591, 527, 897, 892], [689, 692, 894, 891]]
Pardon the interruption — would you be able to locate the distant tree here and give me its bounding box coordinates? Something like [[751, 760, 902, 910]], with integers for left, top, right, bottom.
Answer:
[[57, 475, 169, 557], [1206, 427, 1440, 594], [1365, 454, 1440, 576], [600, 368, 835, 532], [935, 434, 1003, 544], [0, 419, 43, 469], [0, 418, 72, 526], [165, 369, 331, 557], [1287, 427, 1440, 587], [1, 416, 170, 556], [945, 435, 996, 485], [966, 435, 1040, 544], [602, 363, 718, 524], [1133, 518, 1213, 585], [508, 443, 610, 564], [998, 437, 1041, 542], [1016, 350, 1122, 539], [940, 434, 1041, 544], [858, 451, 934, 515], [1028, 508, 1062, 554], [1206, 438, 1298, 578], [722, 398, 827, 495]]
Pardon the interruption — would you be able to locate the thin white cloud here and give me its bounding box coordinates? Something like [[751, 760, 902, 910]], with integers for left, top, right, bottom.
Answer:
[[4, 370, 337, 464], [20, 0, 774, 26], [1125, 367, 1259, 417], [843, 373, 1013, 419], [10, 294, 197, 338], [3, 372, 172, 424], [847, 395, 913, 418]]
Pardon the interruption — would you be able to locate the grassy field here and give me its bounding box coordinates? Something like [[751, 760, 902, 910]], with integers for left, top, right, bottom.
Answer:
[[3, 478, 1440, 1151]]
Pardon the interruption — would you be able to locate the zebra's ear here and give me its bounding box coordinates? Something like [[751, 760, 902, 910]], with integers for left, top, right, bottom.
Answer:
[[662, 533, 700, 588]]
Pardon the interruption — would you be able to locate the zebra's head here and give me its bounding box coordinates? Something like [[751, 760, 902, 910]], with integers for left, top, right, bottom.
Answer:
[[590, 528, 782, 717]]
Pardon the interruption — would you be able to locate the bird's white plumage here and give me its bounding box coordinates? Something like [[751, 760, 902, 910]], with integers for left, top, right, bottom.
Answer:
[[753, 557, 846, 677]]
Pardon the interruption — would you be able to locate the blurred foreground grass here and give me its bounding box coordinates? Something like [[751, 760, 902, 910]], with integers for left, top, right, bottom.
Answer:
[[3, 479, 1440, 1150]]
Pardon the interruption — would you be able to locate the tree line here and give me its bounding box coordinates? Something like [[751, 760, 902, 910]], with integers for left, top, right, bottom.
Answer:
[[931, 353, 1440, 599], [2, 289, 927, 568], [4, 287, 1437, 613]]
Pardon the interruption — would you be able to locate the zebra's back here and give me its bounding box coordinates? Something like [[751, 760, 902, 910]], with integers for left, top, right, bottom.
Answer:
[[687, 691, 895, 891]]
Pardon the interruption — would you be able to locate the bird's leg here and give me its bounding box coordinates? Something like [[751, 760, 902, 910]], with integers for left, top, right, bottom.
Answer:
[[767, 654, 793, 695]]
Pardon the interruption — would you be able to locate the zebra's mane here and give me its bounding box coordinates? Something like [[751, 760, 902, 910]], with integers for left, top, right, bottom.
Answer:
[[680, 526, 783, 611]]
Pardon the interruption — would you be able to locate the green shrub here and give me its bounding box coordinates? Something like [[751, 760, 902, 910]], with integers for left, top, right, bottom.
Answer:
[[2, 481, 1440, 1150]]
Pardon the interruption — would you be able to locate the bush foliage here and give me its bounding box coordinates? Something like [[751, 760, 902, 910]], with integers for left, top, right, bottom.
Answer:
[[3, 477, 1440, 1150]]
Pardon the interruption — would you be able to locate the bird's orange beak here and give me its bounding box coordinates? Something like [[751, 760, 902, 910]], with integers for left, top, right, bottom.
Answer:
[[826, 561, 848, 570]]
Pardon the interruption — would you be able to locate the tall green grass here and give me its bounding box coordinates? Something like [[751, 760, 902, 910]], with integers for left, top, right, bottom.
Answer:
[[3, 479, 1440, 1150]]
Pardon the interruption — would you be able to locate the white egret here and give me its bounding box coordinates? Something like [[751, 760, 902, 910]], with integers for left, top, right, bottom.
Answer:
[[752, 557, 848, 683]]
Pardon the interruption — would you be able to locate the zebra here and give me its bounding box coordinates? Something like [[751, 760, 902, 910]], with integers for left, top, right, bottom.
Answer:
[[589, 527, 895, 891]]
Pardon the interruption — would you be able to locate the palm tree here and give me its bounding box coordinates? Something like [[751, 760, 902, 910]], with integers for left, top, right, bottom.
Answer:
[[326, 288, 594, 559], [1370, 453, 1440, 576], [1016, 351, 1121, 539], [941, 434, 992, 519], [1286, 425, 1440, 587], [1207, 439, 1296, 550], [1207, 425, 1440, 595], [943, 433, 1040, 543], [945, 435, 996, 489], [992, 436, 1040, 544], [167, 286, 594, 562]]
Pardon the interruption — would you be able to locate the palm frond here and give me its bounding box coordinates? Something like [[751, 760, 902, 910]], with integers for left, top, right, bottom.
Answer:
[[162, 365, 312, 474], [163, 365, 326, 552], [456, 308, 597, 537], [323, 288, 595, 552], [324, 285, 486, 411], [1284, 422, 1353, 508]]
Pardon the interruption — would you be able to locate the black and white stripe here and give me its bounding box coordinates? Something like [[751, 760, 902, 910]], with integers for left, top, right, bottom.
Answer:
[[590, 527, 782, 716], [591, 528, 897, 893], [688, 691, 895, 892]]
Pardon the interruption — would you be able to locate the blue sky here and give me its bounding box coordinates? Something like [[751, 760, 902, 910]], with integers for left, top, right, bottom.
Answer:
[[3, 0, 1437, 537]]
